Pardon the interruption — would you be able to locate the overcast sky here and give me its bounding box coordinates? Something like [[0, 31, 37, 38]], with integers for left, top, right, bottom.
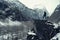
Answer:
[[19, 0, 60, 16]]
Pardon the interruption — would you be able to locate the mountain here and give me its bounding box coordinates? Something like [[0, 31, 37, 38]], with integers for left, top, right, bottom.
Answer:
[[0, 0, 42, 21], [48, 4, 60, 23]]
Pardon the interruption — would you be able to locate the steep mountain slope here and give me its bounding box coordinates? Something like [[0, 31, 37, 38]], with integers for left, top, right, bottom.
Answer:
[[48, 4, 60, 23]]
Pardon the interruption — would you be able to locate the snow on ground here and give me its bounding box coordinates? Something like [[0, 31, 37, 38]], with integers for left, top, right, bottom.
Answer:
[[51, 33, 60, 40]]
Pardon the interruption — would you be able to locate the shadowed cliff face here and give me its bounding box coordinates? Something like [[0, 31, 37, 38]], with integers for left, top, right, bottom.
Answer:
[[48, 4, 60, 24]]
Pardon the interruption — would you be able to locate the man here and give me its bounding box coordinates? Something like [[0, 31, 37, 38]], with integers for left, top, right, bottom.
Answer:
[[43, 11, 46, 19]]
